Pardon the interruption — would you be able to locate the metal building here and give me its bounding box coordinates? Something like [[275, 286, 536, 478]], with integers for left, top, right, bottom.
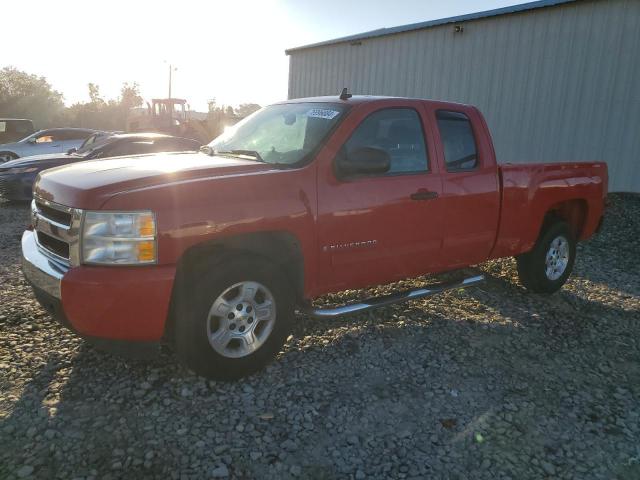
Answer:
[[286, 0, 640, 192]]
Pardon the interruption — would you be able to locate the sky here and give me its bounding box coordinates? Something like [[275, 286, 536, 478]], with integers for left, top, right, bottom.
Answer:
[[3, 0, 530, 111]]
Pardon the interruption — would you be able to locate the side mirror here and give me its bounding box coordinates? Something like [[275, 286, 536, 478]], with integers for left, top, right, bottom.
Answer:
[[335, 147, 390, 178], [67, 148, 77, 154], [200, 145, 214, 156]]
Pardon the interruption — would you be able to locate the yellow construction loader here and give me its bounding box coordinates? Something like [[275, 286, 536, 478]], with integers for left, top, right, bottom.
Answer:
[[127, 98, 212, 144]]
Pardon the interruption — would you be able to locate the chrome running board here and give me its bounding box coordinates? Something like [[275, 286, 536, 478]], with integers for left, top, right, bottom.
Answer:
[[305, 275, 484, 318]]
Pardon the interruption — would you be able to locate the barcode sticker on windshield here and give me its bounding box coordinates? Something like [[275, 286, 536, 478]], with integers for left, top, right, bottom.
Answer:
[[307, 109, 341, 120]]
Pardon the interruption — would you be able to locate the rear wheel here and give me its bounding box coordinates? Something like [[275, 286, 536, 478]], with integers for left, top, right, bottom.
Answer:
[[516, 220, 576, 293], [0, 152, 18, 163], [174, 255, 294, 380]]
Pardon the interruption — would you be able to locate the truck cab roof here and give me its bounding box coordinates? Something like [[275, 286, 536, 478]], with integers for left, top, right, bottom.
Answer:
[[278, 94, 472, 109]]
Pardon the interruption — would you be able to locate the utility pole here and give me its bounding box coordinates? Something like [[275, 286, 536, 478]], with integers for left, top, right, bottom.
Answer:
[[166, 62, 177, 98], [165, 63, 177, 130], [168, 64, 174, 100]]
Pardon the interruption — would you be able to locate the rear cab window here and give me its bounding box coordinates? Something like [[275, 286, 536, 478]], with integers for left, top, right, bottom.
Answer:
[[436, 110, 478, 171]]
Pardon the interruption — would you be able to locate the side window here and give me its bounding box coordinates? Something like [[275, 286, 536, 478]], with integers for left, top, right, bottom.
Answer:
[[58, 129, 93, 141], [35, 132, 56, 143], [35, 130, 80, 142], [436, 111, 478, 171], [344, 108, 428, 175]]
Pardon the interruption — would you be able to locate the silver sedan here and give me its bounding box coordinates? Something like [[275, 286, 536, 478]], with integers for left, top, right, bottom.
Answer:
[[0, 128, 101, 163]]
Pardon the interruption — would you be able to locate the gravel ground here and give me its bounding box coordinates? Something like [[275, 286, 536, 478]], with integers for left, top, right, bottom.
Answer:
[[1, 194, 639, 480]]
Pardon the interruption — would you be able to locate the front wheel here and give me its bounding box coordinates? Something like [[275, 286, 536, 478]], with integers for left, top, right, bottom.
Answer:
[[516, 220, 576, 293], [174, 255, 294, 380]]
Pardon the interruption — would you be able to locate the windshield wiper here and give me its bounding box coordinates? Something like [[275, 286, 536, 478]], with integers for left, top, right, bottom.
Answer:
[[215, 149, 265, 162]]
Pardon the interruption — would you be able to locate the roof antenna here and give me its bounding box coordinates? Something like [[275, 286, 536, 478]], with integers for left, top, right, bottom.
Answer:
[[339, 87, 352, 100]]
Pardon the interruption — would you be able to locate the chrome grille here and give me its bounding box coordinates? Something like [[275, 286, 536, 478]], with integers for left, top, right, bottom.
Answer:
[[37, 231, 70, 259], [32, 197, 82, 266], [35, 199, 72, 226]]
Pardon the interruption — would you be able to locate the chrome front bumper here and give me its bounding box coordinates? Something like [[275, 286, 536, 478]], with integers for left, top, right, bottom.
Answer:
[[21, 230, 69, 299]]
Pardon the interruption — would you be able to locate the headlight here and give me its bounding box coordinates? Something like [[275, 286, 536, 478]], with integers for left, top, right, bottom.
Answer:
[[81, 211, 157, 265]]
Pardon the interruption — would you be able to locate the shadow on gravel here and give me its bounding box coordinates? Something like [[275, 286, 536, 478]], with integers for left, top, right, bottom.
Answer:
[[0, 342, 185, 477], [0, 354, 65, 476], [571, 193, 640, 298], [474, 270, 639, 334]]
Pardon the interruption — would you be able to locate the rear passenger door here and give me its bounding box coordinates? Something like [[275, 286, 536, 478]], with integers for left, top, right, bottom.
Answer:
[[317, 101, 445, 292], [428, 106, 500, 267]]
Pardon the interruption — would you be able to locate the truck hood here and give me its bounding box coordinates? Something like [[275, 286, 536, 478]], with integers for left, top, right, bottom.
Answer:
[[34, 151, 275, 209]]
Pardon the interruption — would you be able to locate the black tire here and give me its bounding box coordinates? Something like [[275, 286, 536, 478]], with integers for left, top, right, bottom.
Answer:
[[174, 254, 294, 380], [516, 220, 576, 293]]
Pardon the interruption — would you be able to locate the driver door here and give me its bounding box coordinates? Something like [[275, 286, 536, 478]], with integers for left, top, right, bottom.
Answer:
[[316, 101, 445, 293]]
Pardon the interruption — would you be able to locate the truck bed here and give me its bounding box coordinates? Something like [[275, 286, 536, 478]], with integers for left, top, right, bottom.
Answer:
[[491, 161, 608, 259]]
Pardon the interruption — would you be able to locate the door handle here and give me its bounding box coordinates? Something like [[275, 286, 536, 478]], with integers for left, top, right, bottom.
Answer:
[[410, 190, 439, 201]]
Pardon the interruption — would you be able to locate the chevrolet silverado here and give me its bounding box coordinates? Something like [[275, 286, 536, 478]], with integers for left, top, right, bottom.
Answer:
[[21, 94, 608, 379]]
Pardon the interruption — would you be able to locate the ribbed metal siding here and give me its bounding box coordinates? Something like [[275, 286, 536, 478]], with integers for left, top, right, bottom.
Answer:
[[287, 0, 640, 192]]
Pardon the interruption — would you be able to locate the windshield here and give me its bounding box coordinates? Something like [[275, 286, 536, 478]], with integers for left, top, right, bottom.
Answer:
[[208, 102, 347, 165]]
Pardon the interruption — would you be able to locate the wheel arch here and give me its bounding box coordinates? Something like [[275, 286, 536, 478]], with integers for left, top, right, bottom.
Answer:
[[165, 230, 305, 343], [541, 199, 588, 240]]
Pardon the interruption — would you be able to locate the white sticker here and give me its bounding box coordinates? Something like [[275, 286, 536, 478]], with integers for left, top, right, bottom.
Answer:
[[307, 108, 341, 120]]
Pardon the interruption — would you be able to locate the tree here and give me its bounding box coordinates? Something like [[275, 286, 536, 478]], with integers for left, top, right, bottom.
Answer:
[[206, 99, 235, 139], [115, 82, 143, 129], [87, 83, 104, 105], [119, 82, 143, 110], [0, 67, 65, 128], [235, 103, 261, 117], [63, 82, 144, 131]]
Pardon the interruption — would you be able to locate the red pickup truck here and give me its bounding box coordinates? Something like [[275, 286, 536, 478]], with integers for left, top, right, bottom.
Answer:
[[22, 94, 607, 379]]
